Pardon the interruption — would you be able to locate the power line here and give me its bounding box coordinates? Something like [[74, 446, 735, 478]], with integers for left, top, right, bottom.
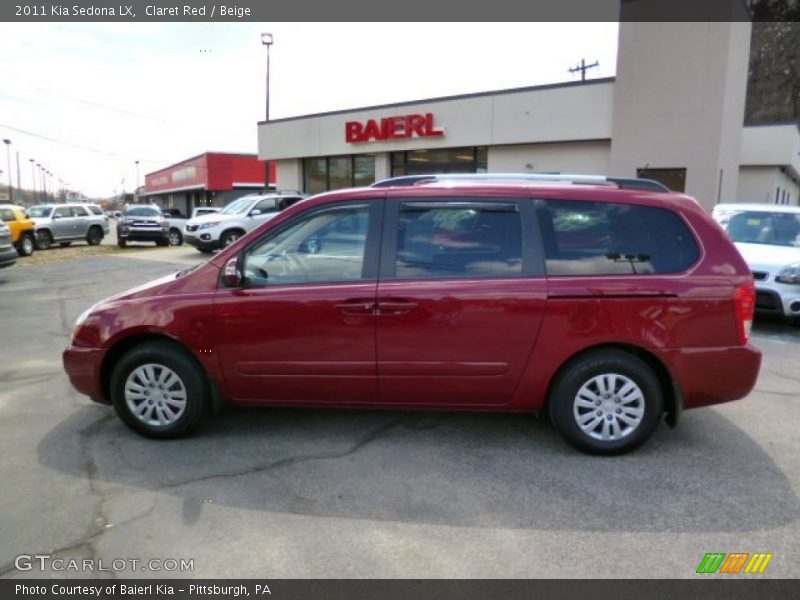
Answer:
[[0, 123, 169, 163]]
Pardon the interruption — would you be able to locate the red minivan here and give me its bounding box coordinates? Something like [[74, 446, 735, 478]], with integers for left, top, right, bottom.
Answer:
[[63, 175, 761, 454]]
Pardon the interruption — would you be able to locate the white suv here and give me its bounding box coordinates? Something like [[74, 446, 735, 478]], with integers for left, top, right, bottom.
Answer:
[[713, 203, 800, 322], [184, 192, 304, 253]]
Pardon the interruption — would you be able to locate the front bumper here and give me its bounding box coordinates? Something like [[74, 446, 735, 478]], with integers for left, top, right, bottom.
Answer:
[[185, 232, 221, 251], [754, 283, 800, 318], [119, 228, 169, 242], [63, 345, 109, 404], [657, 344, 762, 410], [0, 245, 17, 268]]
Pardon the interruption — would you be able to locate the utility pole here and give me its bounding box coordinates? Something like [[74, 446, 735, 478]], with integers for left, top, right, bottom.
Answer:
[[569, 58, 599, 81]]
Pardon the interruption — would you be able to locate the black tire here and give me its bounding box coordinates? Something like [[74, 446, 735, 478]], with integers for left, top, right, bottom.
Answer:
[[109, 341, 209, 439], [117, 238, 127, 249], [59, 242, 72, 248], [155, 239, 169, 247], [548, 350, 663, 455], [168, 228, 183, 246], [35, 230, 52, 250], [86, 226, 103, 246], [220, 230, 244, 248], [17, 233, 35, 256]]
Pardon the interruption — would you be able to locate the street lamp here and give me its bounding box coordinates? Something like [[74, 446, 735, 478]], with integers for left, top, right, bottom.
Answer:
[[29, 159, 36, 203], [2, 139, 11, 203], [135, 160, 140, 202], [261, 32, 273, 121]]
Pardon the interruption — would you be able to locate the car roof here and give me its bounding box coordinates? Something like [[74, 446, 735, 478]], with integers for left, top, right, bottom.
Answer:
[[713, 203, 800, 214]]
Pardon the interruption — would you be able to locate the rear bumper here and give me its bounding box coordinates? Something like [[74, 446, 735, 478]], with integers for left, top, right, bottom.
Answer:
[[658, 344, 762, 410], [0, 245, 17, 268], [63, 345, 109, 404]]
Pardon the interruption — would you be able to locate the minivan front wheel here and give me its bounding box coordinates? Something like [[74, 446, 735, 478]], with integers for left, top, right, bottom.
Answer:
[[110, 342, 209, 439], [549, 350, 663, 455]]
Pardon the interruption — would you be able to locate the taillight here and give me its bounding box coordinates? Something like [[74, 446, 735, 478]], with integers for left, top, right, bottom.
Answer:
[[733, 281, 755, 345]]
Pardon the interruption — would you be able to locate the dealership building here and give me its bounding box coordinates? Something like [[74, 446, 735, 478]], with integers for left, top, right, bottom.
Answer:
[[143, 152, 276, 215], [257, 21, 800, 210]]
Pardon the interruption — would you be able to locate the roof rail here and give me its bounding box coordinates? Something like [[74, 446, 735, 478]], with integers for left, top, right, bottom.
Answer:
[[371, 173, 669, 192]]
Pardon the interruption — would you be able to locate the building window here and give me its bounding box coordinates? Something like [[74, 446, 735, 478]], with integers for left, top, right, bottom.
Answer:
[[391, 146, 488, 177], [303, 155, 375, 193], [636, 168, 687, 192]]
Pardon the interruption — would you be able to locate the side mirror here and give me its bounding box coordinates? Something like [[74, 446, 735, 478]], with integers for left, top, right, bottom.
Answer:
[[249, 209, 262, 217], [222, 257, 242, 287]]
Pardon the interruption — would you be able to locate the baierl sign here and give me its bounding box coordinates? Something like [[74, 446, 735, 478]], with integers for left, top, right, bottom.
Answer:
[[345, 113, 445, 143]]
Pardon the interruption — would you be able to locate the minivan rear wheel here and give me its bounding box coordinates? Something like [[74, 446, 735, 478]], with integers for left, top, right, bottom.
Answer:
[[110, 341, 209, 439], [549, 350, 663, 455]]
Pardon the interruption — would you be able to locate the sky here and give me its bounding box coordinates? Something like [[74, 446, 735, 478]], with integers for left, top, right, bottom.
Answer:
[[0, 22, 618, 198]]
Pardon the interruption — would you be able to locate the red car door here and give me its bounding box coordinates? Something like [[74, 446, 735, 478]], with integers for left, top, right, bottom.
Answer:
[[214, 200, 383, 405], [376, 197, 547, 406]]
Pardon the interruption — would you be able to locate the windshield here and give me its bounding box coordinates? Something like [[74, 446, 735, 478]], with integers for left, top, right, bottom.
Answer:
[[125, 206, 162, 218], [28, 206, 52, 218], [219, 196, 258, 215], [721, 210, 800, 247]]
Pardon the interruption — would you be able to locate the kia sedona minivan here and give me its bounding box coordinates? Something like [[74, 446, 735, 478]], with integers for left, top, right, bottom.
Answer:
[[63, 174, 761, 455]]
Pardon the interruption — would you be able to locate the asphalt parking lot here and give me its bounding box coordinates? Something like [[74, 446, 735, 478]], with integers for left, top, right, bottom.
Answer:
[[1, 245, 799, 579]]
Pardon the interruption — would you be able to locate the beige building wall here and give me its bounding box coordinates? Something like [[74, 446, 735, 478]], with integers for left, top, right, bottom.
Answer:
[[488, 140, 610, 174], [609, 21, 752, 209], [737, 167, 800, 205], [259, 81, 614, 161]]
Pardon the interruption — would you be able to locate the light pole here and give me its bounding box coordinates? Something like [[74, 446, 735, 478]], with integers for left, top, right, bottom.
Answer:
[[261, 32, 273, 121], [37, 164, 44, 201], [2, 139, 11, 202], [135, 160, 140, 202], [29, 159, 36, 203]]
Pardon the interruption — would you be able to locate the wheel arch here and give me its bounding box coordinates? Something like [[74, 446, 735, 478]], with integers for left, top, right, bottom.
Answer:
[[544, 342, 680, 428], [100, 333, 226, 413]]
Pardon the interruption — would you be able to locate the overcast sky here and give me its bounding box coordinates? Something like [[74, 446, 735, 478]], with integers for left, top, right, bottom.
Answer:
[[0, 22, 618, 198]]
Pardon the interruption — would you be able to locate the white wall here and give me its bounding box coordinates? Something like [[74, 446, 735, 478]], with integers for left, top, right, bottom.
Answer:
[[488, 140, 610, 174], [737, 166, 800, 205]]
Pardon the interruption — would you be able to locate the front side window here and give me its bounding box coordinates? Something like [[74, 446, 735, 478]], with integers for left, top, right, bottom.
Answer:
[[252, 198, 278, 214], [395, 202, 523, 279], [538, 200, 699, 276], [243, 205, 371, 286], [27, 206, 52, 218], [0, 209, 14, 222]]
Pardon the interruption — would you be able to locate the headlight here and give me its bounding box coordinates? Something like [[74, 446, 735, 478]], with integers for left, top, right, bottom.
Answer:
[[75, 305, 94, 327], [776, 263, 800, 284], [198, 221, 221, 230]]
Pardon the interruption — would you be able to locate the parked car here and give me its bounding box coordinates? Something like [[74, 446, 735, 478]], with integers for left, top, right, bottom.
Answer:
[[0, 222, 18, 269], [713, 202, 800, 322], [0, 204, 36, 256], [117, 204, 170, 248], [191, 206, 220, 219], [63, 174, 761, 454], [183, 192, 304, 253], [28, 203, 110, 250], [160, 207, 188, 246]]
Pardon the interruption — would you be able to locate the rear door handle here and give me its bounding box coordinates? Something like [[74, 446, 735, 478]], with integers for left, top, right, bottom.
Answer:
[[377, 299, 419, 314], [334, 299, 376, 314]]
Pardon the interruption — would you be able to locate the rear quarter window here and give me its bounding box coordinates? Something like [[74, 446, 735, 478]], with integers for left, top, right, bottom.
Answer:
[[537, 200, 699, 276]]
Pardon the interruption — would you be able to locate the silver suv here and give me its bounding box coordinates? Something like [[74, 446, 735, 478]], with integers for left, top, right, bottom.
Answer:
[[117, 204, 170, 248], [184, 192, 304, 253], [29, 203, 110, 250]]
